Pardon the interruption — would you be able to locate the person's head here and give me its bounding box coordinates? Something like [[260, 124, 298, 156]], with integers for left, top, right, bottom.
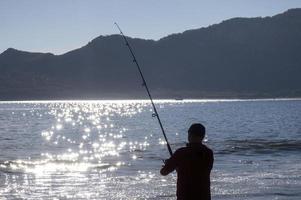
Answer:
[[188, 123, 205, 143]]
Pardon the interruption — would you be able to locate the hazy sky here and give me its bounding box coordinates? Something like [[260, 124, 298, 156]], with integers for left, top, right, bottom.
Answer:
[[1, 0, 301, 54]]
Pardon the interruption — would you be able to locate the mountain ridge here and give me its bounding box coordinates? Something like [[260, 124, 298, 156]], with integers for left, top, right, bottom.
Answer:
[[1, 8, 301, 100], [3, 8, 301, 56]]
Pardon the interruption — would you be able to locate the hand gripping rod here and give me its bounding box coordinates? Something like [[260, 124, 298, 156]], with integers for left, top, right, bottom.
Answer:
[[115, 23, 173, 156]]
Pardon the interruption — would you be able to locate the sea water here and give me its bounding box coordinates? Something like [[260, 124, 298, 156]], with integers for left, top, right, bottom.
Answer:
[[0, 99, 300, 200]]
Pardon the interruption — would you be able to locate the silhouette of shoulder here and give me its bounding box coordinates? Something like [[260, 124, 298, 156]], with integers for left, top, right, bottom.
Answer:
[[175, 144, 213, 157]]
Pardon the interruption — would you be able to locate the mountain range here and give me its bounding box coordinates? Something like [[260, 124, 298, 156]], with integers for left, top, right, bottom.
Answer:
[[1, 8, 301, 100]]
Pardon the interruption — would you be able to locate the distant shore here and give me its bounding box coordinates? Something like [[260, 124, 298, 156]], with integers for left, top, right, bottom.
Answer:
[[1, 97, 301, 104]]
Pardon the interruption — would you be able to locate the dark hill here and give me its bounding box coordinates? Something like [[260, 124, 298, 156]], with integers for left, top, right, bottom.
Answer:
[[1, 9, 301, 100]]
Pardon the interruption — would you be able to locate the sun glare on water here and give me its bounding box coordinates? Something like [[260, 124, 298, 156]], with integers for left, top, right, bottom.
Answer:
[[0, 100, 185, 199], [0, 101, 161, 176]]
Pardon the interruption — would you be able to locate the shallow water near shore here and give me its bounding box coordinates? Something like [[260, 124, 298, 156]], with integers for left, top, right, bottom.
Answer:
[[0, 99, 301, 199]]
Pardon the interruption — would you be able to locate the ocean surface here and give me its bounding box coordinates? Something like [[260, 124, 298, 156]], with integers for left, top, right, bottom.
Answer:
[[0, 99, 300, 200]]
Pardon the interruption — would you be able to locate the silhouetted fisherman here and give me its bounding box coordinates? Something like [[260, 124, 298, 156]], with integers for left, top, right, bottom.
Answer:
[[160, 123, 214, 200]]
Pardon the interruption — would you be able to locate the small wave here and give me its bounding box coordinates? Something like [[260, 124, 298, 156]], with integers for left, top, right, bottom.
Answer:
[[0, 159, 116, 174], [217, 139, 301, 154], [0, 137, 14, 141]]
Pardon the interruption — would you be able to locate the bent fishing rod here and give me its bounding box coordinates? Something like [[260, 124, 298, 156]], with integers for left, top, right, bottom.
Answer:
[[114, 23, 173, 156]]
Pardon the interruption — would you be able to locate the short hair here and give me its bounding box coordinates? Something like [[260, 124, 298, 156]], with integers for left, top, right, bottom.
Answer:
[[188, 123, 205, 138]]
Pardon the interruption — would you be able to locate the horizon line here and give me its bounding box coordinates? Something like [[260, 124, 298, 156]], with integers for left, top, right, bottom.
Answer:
[[1, 98, 301, 104]]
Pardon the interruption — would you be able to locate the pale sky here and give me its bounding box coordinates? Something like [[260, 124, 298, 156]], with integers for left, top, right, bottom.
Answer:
[[1, 0, 301, 55]]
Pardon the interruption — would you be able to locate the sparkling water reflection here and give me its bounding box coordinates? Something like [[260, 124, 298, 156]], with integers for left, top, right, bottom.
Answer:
[[0, 99, 301, 199]]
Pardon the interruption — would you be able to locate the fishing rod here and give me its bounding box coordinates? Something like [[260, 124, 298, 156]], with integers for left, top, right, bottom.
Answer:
[[114, 23, 173, 156]]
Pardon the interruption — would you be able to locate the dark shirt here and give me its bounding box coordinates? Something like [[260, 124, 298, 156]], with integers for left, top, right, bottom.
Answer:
[[160, 143, 214, 200]]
